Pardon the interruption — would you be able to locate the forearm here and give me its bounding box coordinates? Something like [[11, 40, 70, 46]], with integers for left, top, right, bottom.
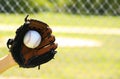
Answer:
[[0, 54, 17, 73]]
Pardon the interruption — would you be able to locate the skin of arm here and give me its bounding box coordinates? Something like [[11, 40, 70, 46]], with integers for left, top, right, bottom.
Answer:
[[0, 54, 17, 73]]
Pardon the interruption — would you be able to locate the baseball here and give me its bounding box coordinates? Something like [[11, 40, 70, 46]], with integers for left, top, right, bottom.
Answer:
[[23, 30, 42, 48]]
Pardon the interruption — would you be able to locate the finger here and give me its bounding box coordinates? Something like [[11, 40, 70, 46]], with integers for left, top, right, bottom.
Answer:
[[37, 35, 55, 49], [35, 43, 58, 56], [41, 27, 52, 38], [29, 19, 48, 29]]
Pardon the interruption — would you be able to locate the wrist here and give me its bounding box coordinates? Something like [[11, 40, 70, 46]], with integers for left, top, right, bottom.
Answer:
[[0, 54, 17, 73], [7, 54, 17, 66]]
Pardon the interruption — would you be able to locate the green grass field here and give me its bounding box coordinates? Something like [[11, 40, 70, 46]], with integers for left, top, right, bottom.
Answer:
[[0, 13, 120, 79], [0, 12, 120, 28]]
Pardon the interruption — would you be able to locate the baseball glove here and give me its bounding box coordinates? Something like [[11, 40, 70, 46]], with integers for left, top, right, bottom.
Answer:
[[7, 15, 58, 69]]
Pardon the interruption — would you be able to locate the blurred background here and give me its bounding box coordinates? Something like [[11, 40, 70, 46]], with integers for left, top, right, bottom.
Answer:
[[0, 0, 120, 79]]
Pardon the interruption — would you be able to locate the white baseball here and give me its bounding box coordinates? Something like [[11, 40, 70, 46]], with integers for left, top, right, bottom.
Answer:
[[23, 30, 42, 48]]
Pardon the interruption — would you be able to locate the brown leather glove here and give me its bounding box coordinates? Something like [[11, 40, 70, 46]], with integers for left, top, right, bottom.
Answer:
[[7, 15, 58, 69]]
